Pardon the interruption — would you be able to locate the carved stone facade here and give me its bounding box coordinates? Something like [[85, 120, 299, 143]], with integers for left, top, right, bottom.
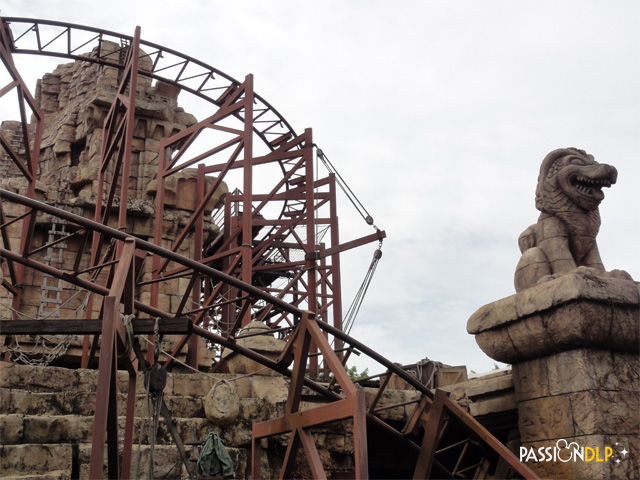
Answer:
[[0, 42, 226, 368]]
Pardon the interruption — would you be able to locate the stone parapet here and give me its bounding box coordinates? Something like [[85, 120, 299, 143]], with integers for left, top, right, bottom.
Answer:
[[467, 270, 639, 364], [467, 271, 640, 479]]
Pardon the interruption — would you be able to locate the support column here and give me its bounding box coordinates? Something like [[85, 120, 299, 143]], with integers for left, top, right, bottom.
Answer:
[[241, 74, 254, 328], [468, 271, 639, 479]]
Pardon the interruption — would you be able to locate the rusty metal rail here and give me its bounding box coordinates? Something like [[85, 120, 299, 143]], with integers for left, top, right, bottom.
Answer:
[[2, 16, 298, 146]]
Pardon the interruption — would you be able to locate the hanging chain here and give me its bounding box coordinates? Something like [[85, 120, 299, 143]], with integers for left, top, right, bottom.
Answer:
[[153, 317, 161, 363]]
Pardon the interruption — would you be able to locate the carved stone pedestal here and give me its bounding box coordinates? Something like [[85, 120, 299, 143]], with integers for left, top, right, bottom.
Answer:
[[468, 271, 639, 479]]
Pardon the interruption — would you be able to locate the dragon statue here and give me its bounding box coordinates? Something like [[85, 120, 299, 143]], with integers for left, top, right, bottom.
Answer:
[[514, 147, 633, 292]]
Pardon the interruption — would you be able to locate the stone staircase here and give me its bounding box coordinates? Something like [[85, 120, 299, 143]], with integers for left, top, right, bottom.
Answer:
[[0, 363, 421, 479], [0, 362, 274, 478]]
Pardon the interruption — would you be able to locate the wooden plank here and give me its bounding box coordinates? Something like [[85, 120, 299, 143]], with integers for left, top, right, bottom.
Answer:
[[0, 317, 192, 335]]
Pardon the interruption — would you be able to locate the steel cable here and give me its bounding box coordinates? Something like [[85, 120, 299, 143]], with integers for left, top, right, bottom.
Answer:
[[315, 148, 377, 229], [343, 247, 382, 335]]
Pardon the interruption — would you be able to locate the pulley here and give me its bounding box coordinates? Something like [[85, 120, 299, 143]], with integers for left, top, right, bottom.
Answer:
[[146, 362, 167, 393]]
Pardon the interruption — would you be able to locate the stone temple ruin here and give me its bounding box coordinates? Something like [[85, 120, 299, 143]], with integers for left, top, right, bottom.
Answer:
[[0, 17, 638, 480]]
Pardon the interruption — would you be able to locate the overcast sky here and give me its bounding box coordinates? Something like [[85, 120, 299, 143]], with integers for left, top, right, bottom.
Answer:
[[3, 1, 639, 374]]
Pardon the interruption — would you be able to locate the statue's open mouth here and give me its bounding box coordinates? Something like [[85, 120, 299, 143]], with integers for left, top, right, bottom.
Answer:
[[570, 174, 611, 200]]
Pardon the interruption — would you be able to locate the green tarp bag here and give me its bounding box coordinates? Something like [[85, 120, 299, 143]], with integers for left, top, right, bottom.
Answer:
[[197, 432, 235, 478]]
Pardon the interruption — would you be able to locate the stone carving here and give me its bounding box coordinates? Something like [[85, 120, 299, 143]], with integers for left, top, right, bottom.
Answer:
[[514, 147, 632, 292]]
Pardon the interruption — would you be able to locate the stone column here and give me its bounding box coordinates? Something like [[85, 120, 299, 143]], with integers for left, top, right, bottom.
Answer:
[[467, 270, 639, 479]]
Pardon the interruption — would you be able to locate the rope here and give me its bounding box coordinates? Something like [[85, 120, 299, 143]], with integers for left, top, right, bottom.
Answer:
[[313, 146, 385, 338], [148, 387, 163, 480], [118, 314, 135, 358], [153, 317, 161, 363], [1, 289, 91, 366]]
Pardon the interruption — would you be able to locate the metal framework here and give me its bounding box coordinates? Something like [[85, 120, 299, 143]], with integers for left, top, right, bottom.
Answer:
[[0, 17, 538, 479]]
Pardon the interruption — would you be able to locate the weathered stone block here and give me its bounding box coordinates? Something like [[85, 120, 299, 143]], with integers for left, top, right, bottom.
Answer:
[[473, 326, 516, 364], [569, 390, 639, 437], [170, 417, 212, 446], [23, 415, 93, 444], [465, 295, 517, 333], [505, 314, 556, 360], [222, 322, 286, 377], [364, 388, 409, 422], [518, 394, 575, 441], [165, 368, 216, 397], [469, 391, 516, 417], [250, 376, 289, 403], [0, 414, 24, 444], [163, 394, 204, 419], [77, 443, 182, 479], [0, 443, 73, 477], [466, 372, 513, 399], [0, 364, 76, 392], [139, 290, 171, 312], [231, 376, 252, 399], [52, 139, 72, 155], [174, 111, 197, 126], [544, 301, 612, 349], [469, 272, 639, 364]]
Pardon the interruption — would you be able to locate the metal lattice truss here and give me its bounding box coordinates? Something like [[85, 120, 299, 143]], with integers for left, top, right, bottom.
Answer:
[[0, 17, 538, 479]]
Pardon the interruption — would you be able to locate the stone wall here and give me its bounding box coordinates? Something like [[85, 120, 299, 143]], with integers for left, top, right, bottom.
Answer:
[[0, 363, 421, 479], [513, 350, 638, 479]]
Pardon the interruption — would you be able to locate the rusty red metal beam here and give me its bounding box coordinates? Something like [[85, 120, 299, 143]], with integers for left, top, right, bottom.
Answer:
[[0, 189, 302, 315], [89, 238, 139, 479], [0, 317, 192, 335], [251, 313, 369, 479]]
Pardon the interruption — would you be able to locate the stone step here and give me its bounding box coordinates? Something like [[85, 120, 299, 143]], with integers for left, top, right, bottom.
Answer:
[[0, 442, 250, 480], [0, 444, 74, 479], [0, 470, 72, 480], [76, 443, 250, 480], [0, 387, 285, 423], [0, 410, 264, 449], [0, 362, 284, 400]]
